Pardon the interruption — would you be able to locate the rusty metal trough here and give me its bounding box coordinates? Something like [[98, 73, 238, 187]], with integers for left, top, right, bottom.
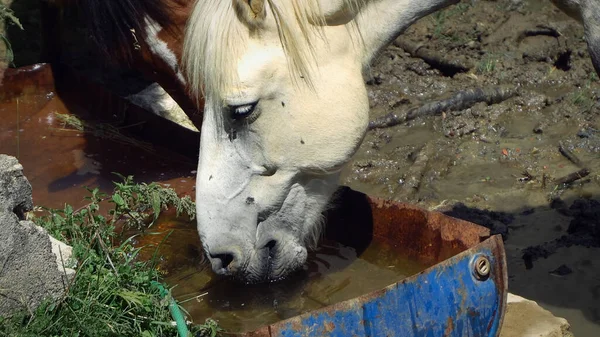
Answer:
[[222, 187, 508, 337]]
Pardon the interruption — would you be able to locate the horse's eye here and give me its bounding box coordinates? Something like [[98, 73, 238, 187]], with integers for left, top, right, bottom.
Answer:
[[229, 101, 258, 120]]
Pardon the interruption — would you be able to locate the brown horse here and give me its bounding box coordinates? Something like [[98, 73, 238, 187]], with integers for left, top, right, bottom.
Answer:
[[44, 0, 202, 128]]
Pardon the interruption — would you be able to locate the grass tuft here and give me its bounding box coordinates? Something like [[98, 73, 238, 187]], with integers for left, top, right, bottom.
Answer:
[[0, 175, 218, 337]]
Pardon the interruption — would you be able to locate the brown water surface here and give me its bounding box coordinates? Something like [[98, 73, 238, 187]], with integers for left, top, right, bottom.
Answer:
[[133, 211, 427, 334], [0, 65, 197, 210]]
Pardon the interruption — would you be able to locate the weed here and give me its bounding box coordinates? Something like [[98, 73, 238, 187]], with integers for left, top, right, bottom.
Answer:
[[0, 175, 217, 337], [477, 55, 498, 74], [570, 75, 598, 109], [1, 3, 23, 66], [54, 113, 155, 154]]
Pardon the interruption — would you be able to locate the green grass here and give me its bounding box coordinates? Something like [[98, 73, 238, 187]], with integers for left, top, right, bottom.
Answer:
[[0, 174, 222, 337], [477, 54, 498, 74], [570, 73, 598, 109]]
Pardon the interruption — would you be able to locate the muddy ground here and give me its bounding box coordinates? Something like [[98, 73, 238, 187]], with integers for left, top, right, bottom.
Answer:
[[340, 0, 600, 335], [5, 0, 600, 336]]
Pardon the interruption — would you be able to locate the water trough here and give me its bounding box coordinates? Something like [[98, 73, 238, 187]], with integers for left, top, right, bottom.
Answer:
[[205, 187, 509, 337]]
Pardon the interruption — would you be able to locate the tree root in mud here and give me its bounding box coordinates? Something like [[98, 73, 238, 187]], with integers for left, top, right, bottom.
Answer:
[[554, 168, 591, 186], [558, 141, 584, 167], [555, 142, 592, 186], [368, 86, 519, 130], [394, 143, 433, 201], [393, 39, 473, 77], [517, 25, 561, 42]]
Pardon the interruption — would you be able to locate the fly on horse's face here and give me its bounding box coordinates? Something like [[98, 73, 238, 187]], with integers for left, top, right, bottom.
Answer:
[[181, 0, 600, 284]]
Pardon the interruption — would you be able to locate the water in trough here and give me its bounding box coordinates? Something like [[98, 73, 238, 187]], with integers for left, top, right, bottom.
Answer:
[[130, 211, 427, 333]]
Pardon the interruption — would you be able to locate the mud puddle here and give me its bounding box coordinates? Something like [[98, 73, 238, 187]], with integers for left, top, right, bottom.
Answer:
[[131, 211, 426, 333]]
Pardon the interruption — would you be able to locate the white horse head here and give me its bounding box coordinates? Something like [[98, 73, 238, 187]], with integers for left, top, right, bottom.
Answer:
[[182, 0, 600, 283], [181, 0, 450, 283]]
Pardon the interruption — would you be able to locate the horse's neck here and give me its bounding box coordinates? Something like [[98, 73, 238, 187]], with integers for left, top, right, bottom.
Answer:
[[354, 0, 459, 65]]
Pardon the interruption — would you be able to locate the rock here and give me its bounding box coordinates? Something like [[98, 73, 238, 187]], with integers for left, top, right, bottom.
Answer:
[[0, 154, 33, 217], [549, 264, 573, 277], [500, 293, 573, 337], [0, 154, 75, 318]]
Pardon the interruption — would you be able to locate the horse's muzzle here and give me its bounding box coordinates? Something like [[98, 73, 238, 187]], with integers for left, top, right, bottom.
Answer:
[[206, 238, 308, 284]]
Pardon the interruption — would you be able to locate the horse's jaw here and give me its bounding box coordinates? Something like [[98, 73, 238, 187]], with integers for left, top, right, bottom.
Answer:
[[243, 180, 338, 283]]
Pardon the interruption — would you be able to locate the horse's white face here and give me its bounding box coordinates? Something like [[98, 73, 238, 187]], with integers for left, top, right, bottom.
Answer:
[[192, 5, 369, 283]]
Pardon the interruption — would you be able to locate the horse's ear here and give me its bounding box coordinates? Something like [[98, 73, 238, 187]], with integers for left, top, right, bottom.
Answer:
[[234, 0, 267, 28]]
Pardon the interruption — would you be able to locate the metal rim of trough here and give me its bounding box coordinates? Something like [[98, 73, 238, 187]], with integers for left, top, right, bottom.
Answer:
[[472, 255, 491, 281]]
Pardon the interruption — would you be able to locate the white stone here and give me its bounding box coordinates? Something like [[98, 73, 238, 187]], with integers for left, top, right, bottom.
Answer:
[[500, 293, 574, 337]]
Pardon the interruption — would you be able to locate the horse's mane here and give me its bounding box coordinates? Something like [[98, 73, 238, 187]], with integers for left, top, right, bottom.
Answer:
[[182, 0, 365, 108], [76, 0, 176, 65]]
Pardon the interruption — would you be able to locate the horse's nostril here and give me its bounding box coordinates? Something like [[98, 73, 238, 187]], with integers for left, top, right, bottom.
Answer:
[[211, 253, 235, 270], [264, 240, 277, 252], [260, 166, 277, 176]]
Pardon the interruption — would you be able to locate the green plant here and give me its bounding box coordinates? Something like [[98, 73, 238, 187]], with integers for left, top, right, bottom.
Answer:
[[570, 75, 598, 109], [195, 319, 223, 337], [0, 175, 217, 337], [1, 3, 23, 66], [477, 54, 498, 74], [55, 113, 155, 154]]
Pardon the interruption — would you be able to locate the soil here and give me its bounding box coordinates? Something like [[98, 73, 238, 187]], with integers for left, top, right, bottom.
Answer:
[[5, 0, 600, 336]]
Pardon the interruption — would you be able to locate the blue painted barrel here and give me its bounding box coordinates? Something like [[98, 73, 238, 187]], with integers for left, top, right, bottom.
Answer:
[[269, 237, 505, 337], [228, 188, 507, 337]]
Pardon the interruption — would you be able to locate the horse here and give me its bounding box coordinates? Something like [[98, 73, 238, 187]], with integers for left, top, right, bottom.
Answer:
[[43, 0, 203, 128], [68, 0, 600, 284]]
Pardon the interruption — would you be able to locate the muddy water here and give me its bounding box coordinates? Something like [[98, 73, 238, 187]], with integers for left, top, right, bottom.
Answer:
[[0, 65, 197, 210], [133, 212, 426, 333]]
